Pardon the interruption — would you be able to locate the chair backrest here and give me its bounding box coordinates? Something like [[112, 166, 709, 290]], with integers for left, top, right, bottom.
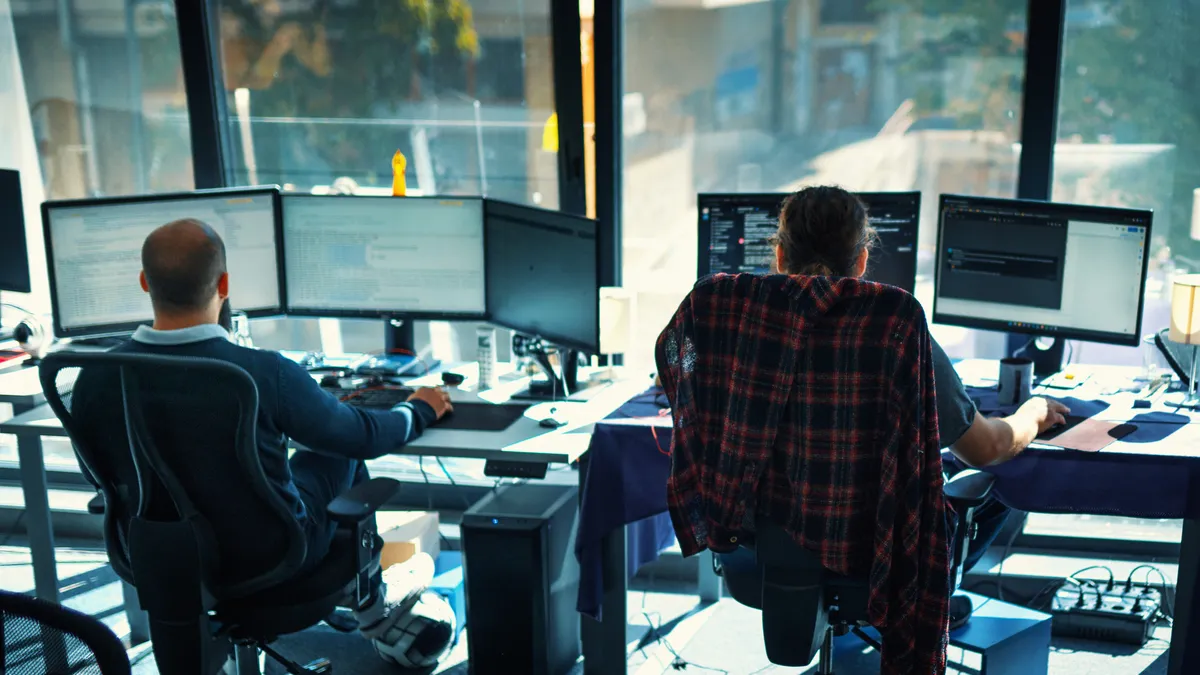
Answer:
[[40, 351, 308, 598], [0, 589, 131, 675]]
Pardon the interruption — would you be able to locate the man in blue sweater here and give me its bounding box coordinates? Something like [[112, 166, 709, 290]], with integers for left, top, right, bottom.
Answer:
[[70, 218, 455, 661]]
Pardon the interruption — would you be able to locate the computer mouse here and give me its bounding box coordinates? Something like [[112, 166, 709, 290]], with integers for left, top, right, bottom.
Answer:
[[539, 417, 565, 429]]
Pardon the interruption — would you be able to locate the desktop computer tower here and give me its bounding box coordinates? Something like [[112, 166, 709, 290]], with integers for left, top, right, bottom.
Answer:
[[460, 483, 580, 675]]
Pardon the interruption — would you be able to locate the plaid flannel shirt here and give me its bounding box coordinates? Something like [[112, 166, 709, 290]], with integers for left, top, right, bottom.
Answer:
[[655, 273, 951, 675]]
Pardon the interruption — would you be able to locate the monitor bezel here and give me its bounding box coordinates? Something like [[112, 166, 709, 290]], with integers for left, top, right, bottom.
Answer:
[[483, 198, 603, 354], [695, 191, 923, 291], [278, 193, 489, 322], [932, 193, 1154, 348], [42, 186, 286, 340]]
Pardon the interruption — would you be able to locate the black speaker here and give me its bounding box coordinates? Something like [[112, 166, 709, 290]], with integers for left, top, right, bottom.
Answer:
[[460, 483, 580, 675]]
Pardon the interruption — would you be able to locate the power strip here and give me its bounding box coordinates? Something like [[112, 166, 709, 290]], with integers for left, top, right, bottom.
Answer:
[[1050, 583, 1161, 645]]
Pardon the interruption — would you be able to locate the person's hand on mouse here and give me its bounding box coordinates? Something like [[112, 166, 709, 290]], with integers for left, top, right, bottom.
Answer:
[[1018, 396, 1071, 435], [408, 387, 453, 419]]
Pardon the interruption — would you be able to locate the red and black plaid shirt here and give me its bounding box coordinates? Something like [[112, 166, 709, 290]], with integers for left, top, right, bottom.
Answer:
[[656, 273, 950, 675]]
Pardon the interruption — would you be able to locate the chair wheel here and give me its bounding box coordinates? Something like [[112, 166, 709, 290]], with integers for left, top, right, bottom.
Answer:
[[303, 658, 332, 674]]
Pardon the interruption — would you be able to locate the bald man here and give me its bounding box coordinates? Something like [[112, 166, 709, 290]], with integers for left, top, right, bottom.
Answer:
[[70, 219, 456, 660]]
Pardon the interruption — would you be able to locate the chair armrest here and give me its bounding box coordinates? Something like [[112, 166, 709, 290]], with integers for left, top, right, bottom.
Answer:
[[327, 477, 401, 526], [87, 493, 105, 515], [943, 469, 995, 509]]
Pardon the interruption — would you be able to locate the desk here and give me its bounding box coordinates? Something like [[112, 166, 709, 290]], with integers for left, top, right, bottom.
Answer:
[[0, 366, 648, 650], [581, 370, 1200, 675]]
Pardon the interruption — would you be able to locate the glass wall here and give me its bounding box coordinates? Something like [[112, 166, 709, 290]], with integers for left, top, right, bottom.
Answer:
[[620, 0, 1027, 370], [7, 0, 194, 200], [210, 0, 559, 352], [1029, 0, 1199, 545]]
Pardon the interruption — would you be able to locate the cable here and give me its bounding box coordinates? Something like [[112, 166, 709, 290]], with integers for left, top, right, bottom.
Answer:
[[640, 610, 729, 674], [435, 456, 473, 511], [1068, 565, 1115, 591]]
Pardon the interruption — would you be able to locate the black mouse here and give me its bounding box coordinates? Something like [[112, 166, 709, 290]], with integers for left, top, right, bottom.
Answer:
[[539, 417, 565, 429]]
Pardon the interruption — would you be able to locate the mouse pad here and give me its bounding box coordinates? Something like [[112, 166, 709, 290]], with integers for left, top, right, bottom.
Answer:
[[436, 402, 529, 432], [1037, 416, 1137, 452]]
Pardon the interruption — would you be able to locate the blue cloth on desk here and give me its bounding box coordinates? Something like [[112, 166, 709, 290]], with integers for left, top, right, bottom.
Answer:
[[961, 385, 1192, 518], [576, 390, 677, 620]]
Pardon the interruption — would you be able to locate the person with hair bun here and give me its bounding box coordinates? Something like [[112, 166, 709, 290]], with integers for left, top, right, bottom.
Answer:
[[771, 185, 1069, 584]]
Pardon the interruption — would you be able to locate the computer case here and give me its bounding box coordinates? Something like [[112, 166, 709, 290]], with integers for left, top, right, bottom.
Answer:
[[460, 483, 580, 675]]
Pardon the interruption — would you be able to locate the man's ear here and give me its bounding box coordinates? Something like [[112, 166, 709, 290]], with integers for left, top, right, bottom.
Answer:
[[775, 244, 786, 274], [139, 271, 150, 293], [217, 272, 230, 300], [856, 248, 870, 278]]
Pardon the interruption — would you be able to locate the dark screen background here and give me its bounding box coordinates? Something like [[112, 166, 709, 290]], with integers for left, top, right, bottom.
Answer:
[[0, 169, 32, 293]]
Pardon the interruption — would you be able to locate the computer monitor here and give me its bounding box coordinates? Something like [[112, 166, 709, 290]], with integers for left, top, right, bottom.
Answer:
[[0, 169, 31, 294], [933, 194, 1152, 347], [281, 194, 487, 319], [696, 191, 921, 293], [484, 200, 601, 354], [43, 187, 283, 339]]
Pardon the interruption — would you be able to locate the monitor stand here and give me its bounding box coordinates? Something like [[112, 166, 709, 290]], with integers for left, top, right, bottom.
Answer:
[[355, 318, 439, 379], [1008, 334, 1065, 380], [510, 349, 596, 402]]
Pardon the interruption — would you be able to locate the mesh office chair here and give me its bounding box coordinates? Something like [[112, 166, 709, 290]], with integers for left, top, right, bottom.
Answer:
[[719, 469, 996, 673], [0, 589, 132, 675], [40, 351, 398, 675]]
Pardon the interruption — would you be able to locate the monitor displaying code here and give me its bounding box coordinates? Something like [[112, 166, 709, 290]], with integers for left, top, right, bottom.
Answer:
[[45, 191, 281, 335], [282, 195, 486, 317]]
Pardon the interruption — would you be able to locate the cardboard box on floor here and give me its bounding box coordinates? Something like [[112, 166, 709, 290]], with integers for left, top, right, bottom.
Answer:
[[377, 511, 440, 571]]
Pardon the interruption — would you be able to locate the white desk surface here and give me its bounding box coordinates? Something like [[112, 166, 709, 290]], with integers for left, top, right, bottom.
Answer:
[[0, 369, 653, 464]]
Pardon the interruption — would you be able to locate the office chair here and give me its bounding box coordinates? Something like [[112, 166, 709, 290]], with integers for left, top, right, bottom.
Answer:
[[40, 352, 399, 675], [719, 469, 995, 673], [0, 589, 132, 675]]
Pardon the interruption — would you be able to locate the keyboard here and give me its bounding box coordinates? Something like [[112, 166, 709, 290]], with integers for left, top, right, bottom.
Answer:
[[332, 386, 529, 432], [336, 387, 414, 409]]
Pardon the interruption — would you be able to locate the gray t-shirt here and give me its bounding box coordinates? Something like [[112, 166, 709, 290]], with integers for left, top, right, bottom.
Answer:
[[931, 338, 978, 448]]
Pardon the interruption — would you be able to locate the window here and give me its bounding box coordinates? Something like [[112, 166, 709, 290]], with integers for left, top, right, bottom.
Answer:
[[212, 0, 559, 352], [1053, 0, 1192, 368], [213, 0, 557, 205], [6, 2, 193, 201], [620, 1, 1027, 371], [1028, 0, 1197, 545]]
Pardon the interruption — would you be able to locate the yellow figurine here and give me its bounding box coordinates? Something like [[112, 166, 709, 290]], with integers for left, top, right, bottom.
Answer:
[[392, 151, 407, 196]]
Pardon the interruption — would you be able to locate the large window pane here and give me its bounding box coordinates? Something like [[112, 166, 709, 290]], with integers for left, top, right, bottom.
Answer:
[[9, 0, 193, 200], [1053, 1, 1193, 368], [213, 0, 559, 352], [621, 1, 1027, 370], [213, 0, 558, 206], [1038, 0, 1197, 544]]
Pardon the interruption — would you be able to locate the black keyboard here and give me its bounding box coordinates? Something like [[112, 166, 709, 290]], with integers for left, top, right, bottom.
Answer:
[[331, 386, 529, 432], [336, 387, 414, 409]]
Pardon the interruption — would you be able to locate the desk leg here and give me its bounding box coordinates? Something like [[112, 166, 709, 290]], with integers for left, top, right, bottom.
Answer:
[[697, 550, 722, 603], [122, 580, 151, 645], [14, 408, 59, 603], [1170, 517, 1200, 675], [581, 524, 628, 675]]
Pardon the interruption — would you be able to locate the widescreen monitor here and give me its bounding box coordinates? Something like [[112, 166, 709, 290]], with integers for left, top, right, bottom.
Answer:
[[43, 187, 283, 338], [933, 194, 1152, 347], [484, 200, 601, 354], [281, 194, 487, 319], [697, 191, 920, 293]]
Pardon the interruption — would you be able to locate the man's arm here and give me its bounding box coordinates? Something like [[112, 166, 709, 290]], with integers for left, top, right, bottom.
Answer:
[[275, 356, 449, 460], [951, 398, 1070, 468], [929, 337, 1069, 467]]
